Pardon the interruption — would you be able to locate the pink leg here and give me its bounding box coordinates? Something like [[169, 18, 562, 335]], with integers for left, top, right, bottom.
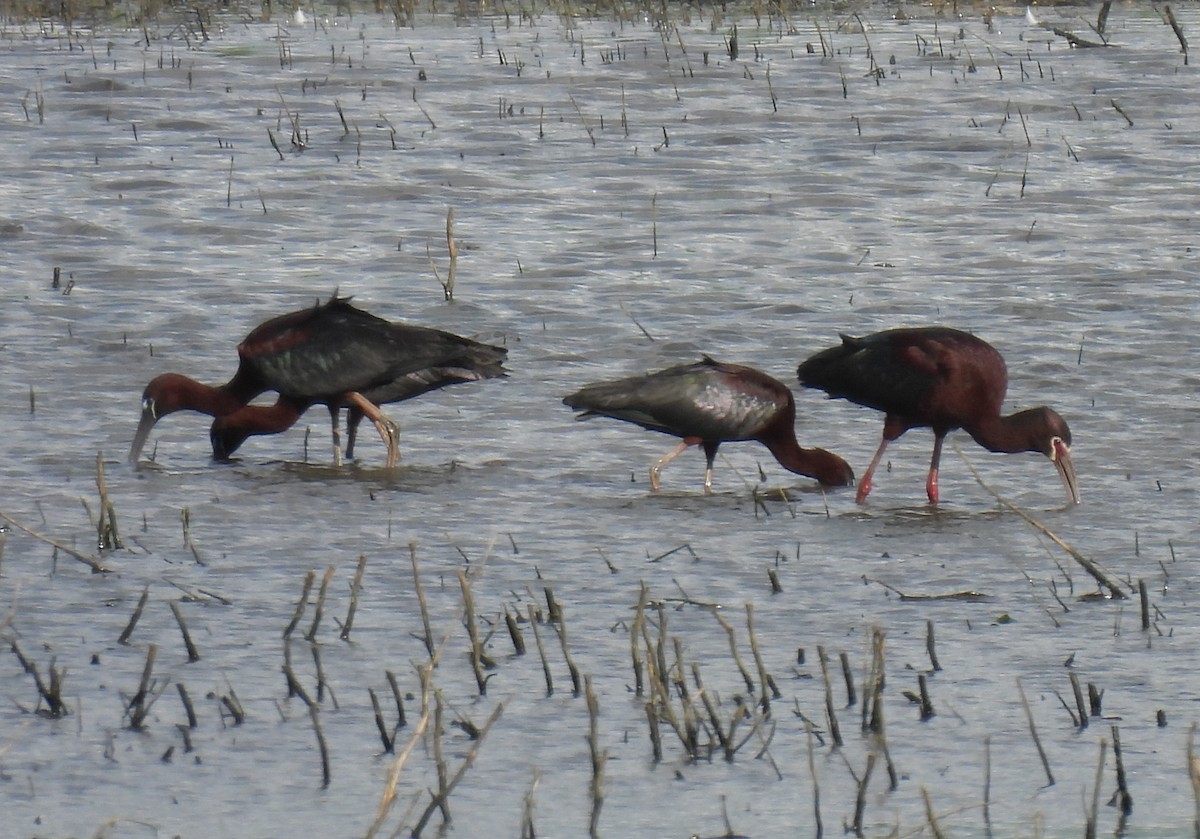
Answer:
[[857, 436, 891, 504], [650, 440, 693, 492], [926, 434, 945, 505]]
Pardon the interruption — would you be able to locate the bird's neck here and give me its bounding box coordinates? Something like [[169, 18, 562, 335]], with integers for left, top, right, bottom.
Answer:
[[218, 399, 306, 435], [967, 410, 1046, 455], [763, 431, 847, 487], [165, 375, 254, 417]]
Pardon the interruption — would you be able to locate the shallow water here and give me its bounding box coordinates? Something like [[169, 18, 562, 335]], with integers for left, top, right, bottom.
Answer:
[[1, 2, 1199, 837]]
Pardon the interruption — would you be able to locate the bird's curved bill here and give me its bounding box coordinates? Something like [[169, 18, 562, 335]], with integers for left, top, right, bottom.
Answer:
[[128, 407, 157, 467], [1051, 437, 1079, 505]]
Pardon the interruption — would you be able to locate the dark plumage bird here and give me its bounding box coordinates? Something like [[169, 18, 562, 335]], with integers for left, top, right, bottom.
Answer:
[[209, 333, 508, 464], [130, 295, 505, 468], [563, 357, 855, 493], [796, 326, 1078, 505]]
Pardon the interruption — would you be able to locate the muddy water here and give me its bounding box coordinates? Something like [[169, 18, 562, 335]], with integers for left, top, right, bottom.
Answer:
[[1, 3, 1199, 837]]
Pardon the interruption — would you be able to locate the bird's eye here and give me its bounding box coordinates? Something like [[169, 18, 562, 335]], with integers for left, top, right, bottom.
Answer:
[[1049, 436, 1067, 460], [142, 397, 157, 418]]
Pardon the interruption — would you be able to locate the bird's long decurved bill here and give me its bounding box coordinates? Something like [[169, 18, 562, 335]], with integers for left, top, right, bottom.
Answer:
[[128, 406, 157, 467], [1051, 438, 1079, 505]]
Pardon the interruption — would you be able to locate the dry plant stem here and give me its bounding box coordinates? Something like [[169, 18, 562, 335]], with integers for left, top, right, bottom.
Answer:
[[504, 606, 526, 655], [693, 662, 730, 755], [585, 675, 607, 838], [528, 604, 553, 696], [1087, 738, 1108, 839], [118, 585, 150, 645], [926, 620, 942, 671], [1070, 671, 1088, 728], [745, 604, 781, 711], [458, 570, 489, 695], [713, 609, 755, 694], [554, 602, 582, 697], [630, 583, 647, 697], [282, 641, 315, 708], [1139, 578, 1150, 630], [305, 564, 336, 642], [386, 671, 406, 728], [432, 693, 451, 825], [851, 752, 877, 837], [10, 641, 68, 717], [442, 208, 457, 301], [1017, 677, 1055, 786], [127, 644, 158, 729], [983, 735, 993, 833], [177, 682, 198, 729], [1164, 5, 1189, 64], [340, 554, 368, 641], [840, 651, 857, 707], [817, 646, 843, 748], [918, 674, 935, 720], [169, 600, 200, 663], [805, 719, 823, 838], [94, 451, 123, 550], [409, 702, 505, 838], [959, 449, 1128, 598], [1112, 724, 1133, 815], [311, 705, 332, 789], [369, 688, 394, 752], [368, 661, 435, 838], [284, 569, 315, 639], [872, 687, 898, 791], [521, 771, 542, 839], [922, 787, 947, 839], [0, 510, 108, 572], [410, 543, 434, 658]]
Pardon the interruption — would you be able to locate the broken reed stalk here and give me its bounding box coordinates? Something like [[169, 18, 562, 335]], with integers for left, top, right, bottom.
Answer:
[[1139, 578, 1150, 630], [1112, 724, 1133, 816], [871, 685, 899, 790], [917, 673, 935, 720], [983, 735, 993, 830], [528, 603, 554, 696], [411, 542, 434, 658], [693, 662, 730, 756], [553, 600, 583, 696], [521, 770, 542, 839], [10, 641, 69, 717], [585, 675, 607, 838], [177, 682, 197, 728], [1070, 671, 1088, 728], [127, 644, 159, 729], [305, 564, 336, 642], [94, 451, 123, 550], [169, 600, 200, 662], [504, 606, 526, 655], [282, 641, 316, 708], [409, 703, 505, 838], [922, 787, 947, 839], [959, 449, 1128, 599], [311, 705, 331, 788], [1086, 738, 1107, 839], [339, 554, 368, 641], [713, 609, 755, 694], [369, 687, 394, 752], [118, 584, 150, 645], [458, 569, 490, 695], [283, 569, 316, 639], [0, 509, 108, 573], [840, 651, 857, 707], [368, 661, 435, 838], [850, 752, 877, 837], [745, 604, 780, 712], [804, 720, 823, 836], [1017, 677, 1055, 786], [432, 694, 451, 825], [926, 620, 942, 671], [1164, 5, 1189, 64], [817, 646, 843, 747], [386, 670, 406, 729], [630, 583, 647, 697], [442, 207, 457, 301]]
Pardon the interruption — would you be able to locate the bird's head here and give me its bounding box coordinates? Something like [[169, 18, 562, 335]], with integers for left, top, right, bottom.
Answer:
[[129, 373, 192, 466], [812, 448, 856, 488], [1026, 407, 1078, 505]]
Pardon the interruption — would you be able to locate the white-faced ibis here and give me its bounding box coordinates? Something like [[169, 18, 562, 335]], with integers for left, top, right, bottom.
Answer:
[[563, 357, 855, 493], [796, 326, 1079, 505], [209, 334, 508, 464], [130, 295, 504, 468]]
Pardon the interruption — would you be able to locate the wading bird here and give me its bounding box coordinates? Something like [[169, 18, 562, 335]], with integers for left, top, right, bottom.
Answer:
[[210, 336, 508, 464], [130, 295, 505, 468], [563, 357, 855, 493], [796, 326, 1078, 505]]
